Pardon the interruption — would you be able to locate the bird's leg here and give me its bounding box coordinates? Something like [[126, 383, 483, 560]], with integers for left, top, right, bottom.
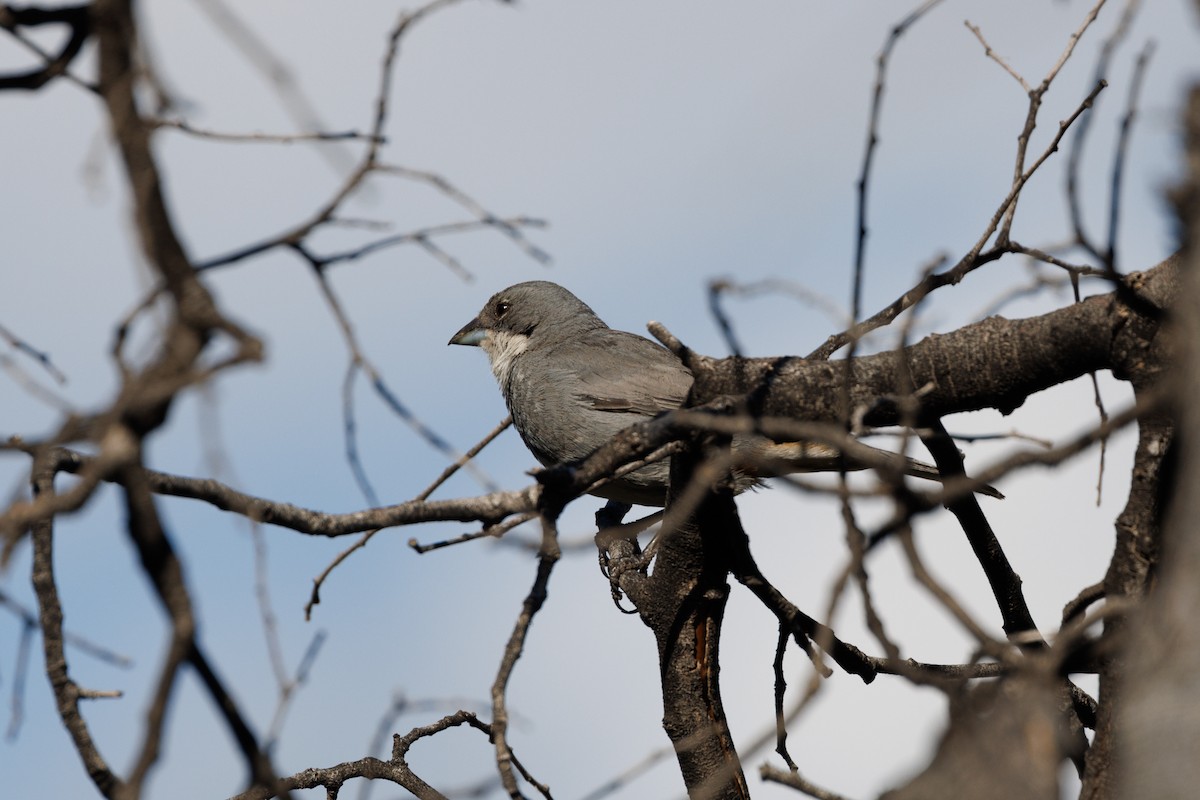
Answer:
[[595, 501, 633, 586], [595, 499, 631, 530], [594, 502, 666, 613], [596, 508, 664, 555]]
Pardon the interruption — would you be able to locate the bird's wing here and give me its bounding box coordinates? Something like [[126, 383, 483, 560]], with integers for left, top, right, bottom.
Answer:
[[565, 330, 692, 417]]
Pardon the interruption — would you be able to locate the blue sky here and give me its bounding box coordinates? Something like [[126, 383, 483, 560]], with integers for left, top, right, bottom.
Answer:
[[2, 1, 1197, 798]]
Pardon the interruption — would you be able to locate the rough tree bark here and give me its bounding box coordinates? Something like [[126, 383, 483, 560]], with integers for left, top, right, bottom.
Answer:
[[599, 252, 1177, 799], [1115, 85, 1200, 800]]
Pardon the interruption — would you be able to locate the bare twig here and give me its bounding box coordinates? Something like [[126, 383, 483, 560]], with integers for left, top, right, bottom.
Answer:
[[2, 432, 139, 565], [1062, 581, 1106, 626], [1105, 39, 1156, 273], [189, 0, 546, 284], [579, 744, 676, 800], [357, 693, 498, 800], [707, 277, 848, 357], [298, 249, 498, 491], [728, 510, 874, 681], [0, 354, 73, 411], [1066, 0, 1142, 262], [11, 444, 539, 538], [305, 416, 514, 617], [150, 117, 384, 144], [760, 765, 857, 800], [978, 0, 1108, 241], [0, 321, 68, 384], [232, 710, 548, 800], [407, 512, 537, 555], [381, 165, 553, 266], [0, 587, 131, 741], [973, 263, 1073, 319], [28, 450, 125, 794], [770, 626, 798, 770], [964, 20, 1029, 91], [1043, 0, 1109, 87], [0, 4, 95, 92], [490, 513, 559, 798], [868, 390, 1160, 547], [898, 528, 1005, 651], [264, 631, 326, 750], [116, 456, 285, 797], [188, 0, 359, 177], [810, 74, 1108, 360], [342, 361, 381, 507], [417, 416, 512, 502], [851, 0, 946, 329]]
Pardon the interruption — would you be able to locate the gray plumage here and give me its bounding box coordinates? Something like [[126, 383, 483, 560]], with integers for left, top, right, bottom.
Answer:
[[449, 281, 685, 505], [450, 281, 999, 506]]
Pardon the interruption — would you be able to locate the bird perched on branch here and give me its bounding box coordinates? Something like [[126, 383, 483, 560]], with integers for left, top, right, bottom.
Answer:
[[450, 280, 999, 507]]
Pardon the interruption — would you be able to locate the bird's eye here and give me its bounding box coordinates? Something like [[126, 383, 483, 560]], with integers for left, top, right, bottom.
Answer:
[[495, 301, 511, 317]]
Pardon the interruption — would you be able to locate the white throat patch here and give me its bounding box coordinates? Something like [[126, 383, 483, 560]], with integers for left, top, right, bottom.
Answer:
[[482, 329, 531, 387]]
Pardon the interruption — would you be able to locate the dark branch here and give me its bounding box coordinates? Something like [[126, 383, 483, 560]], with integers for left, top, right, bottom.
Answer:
[[0, 4, 93, 91]]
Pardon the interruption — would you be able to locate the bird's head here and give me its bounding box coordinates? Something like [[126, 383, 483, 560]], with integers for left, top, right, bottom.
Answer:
[[449, 281, 605, 382]]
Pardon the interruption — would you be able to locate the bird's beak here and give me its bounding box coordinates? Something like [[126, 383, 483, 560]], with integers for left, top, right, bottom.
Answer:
[[449, 318, 488, 347]]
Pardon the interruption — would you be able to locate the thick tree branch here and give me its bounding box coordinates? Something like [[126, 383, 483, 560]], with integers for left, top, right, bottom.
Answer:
[[684, 254, 1175, 425], [635, 447, 750, 800]]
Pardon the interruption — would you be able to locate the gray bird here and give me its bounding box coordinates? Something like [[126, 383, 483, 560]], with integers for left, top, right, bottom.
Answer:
[[449, 280, 998, 506]]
